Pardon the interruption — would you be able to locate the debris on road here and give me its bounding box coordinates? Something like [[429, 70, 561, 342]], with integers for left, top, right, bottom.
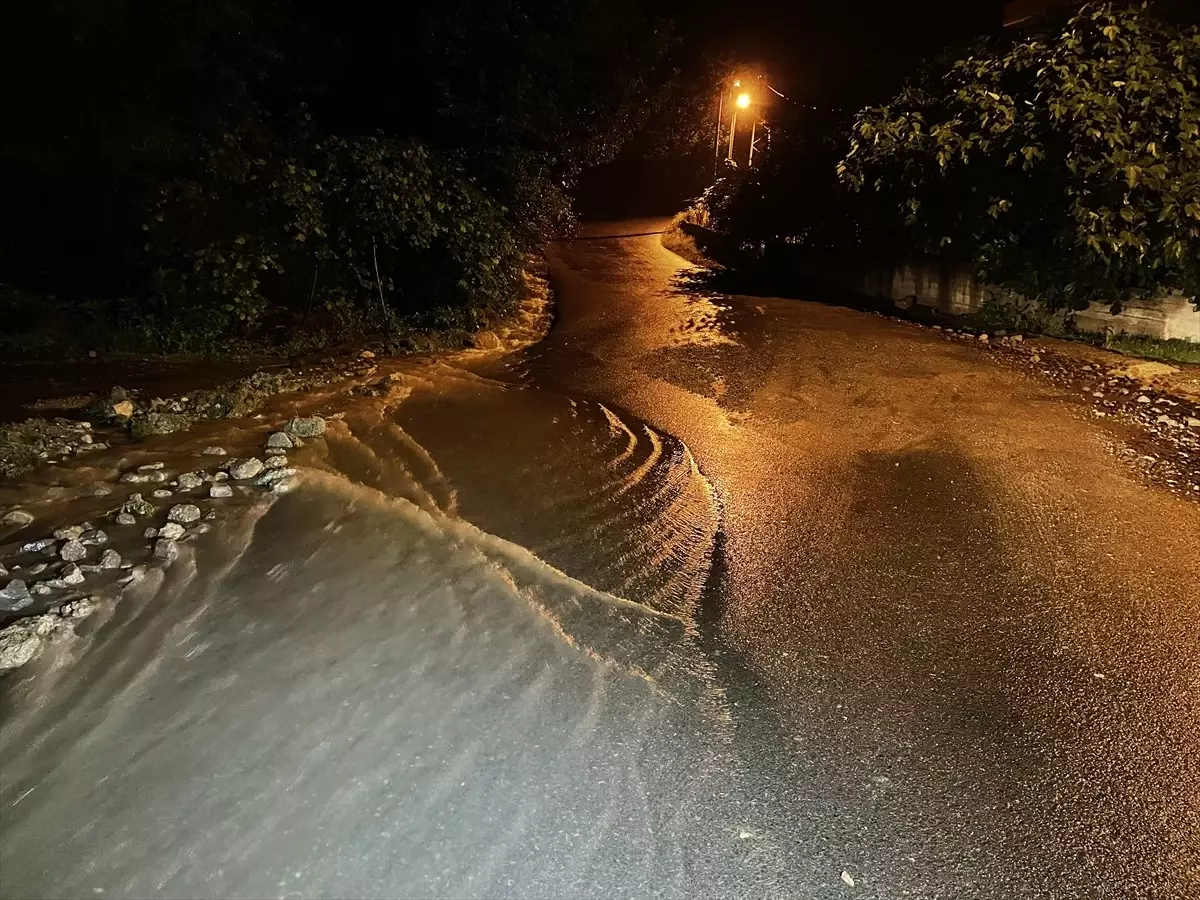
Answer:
[[930, 327, 1200, 498]]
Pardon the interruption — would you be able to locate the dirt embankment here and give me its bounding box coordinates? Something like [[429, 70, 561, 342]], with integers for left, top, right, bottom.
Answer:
[[0, 271, 551, 483]]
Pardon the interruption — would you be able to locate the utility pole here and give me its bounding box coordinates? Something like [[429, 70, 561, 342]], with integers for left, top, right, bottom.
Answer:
[[748, 115, 757, 168], [713, 90, 725, 176], [727, 108, 737, 161]]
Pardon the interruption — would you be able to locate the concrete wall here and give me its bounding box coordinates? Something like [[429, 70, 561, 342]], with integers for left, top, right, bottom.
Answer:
[[1074, 296, 1200, 342], [847, 260, 1199, 342], [673, 209, 1200, 341], [886, 263, 989, 316]]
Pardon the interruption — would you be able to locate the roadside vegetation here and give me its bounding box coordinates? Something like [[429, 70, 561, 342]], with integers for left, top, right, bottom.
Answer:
[[1, 0, 692, 360], [695, 3, 1199, 359]]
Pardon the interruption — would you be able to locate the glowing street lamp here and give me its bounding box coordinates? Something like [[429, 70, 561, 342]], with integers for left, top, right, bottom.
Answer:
[[714, 76, 765, 174], [727, 90, 754, 162]]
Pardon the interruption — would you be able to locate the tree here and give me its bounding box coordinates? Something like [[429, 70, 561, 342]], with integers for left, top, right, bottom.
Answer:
[[1, 0, 690, 353], [838, 2, 1200, 310]]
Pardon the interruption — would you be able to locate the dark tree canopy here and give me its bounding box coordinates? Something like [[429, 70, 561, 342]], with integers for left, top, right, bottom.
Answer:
[[838, 2, 1200, 309], [0, 0, 688, 352]]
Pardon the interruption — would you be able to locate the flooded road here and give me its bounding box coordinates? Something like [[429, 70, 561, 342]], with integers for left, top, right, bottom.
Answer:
[[2, 221, 1199, 899]]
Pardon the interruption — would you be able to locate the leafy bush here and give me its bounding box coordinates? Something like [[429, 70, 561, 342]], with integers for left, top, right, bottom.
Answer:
[[0, 0, 686, 358], [146, 122, 523, 339], [839, 2, 1200, 310], [965, 291, 1070, 337]]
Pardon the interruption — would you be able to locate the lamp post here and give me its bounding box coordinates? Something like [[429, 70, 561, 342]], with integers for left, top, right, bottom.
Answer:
[[729, 91, 751, 162]]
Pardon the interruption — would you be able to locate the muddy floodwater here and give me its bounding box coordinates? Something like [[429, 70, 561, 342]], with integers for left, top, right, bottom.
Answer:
[[2, 222, 1198, 899]]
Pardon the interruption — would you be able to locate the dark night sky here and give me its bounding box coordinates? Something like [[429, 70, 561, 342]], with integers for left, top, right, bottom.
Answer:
[[577, 0, 1007, 217], [685, 0, 1006, 108]]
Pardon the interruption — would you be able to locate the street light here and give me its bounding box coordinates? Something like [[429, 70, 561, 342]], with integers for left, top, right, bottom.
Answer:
[[714, 77, 764, 174], [727, 91, 754, 163]]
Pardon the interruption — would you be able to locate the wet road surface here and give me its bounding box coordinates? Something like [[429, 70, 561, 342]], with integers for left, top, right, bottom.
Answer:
[[2, 220, 1198, 898]]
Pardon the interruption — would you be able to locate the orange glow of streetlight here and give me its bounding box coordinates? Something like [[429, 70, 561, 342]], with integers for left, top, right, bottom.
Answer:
[[735, 92, 751, 109]]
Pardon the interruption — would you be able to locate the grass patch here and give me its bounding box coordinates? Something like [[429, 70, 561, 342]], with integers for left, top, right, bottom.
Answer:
[[660, 216, 712, 268], [1091, 333, 1200, 365]]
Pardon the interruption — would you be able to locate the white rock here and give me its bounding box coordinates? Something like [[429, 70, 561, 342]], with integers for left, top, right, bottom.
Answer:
[[2, 509, 36, 526], [0, 579, 33, 612], [60, 539, 87, 562], [25, 614, 62, 636], [284, 416, 326, 438], [53, 525, 85, 540], [60, 597, 98, 619], [177, 472, 205, 490], [201, 446, 227, 456], [58, 563, 85, 586], [99, 549, 122, 569], [0, 626, 43, 671], [158, 522, 185, 540], [228, 458, 264, 480], [167, 504, 201, 524], [257, 468, 297, 492], [209, 484, 233, 499], [81, 529, 108, 545], [153, 539, 178, 562]]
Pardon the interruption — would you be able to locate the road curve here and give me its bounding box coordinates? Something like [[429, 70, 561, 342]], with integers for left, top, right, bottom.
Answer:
[[532, 220, 1200, 898], [0, 219, 1196, 900]]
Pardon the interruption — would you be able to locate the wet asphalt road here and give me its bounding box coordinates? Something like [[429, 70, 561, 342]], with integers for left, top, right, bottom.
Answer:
[[533, 221, 1200, 897], [1, 219, 1198, 899]]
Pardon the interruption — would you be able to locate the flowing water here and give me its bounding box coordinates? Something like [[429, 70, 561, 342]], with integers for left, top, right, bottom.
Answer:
[[0, 296, 786, 899], [2, 225, 1198, 899]]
